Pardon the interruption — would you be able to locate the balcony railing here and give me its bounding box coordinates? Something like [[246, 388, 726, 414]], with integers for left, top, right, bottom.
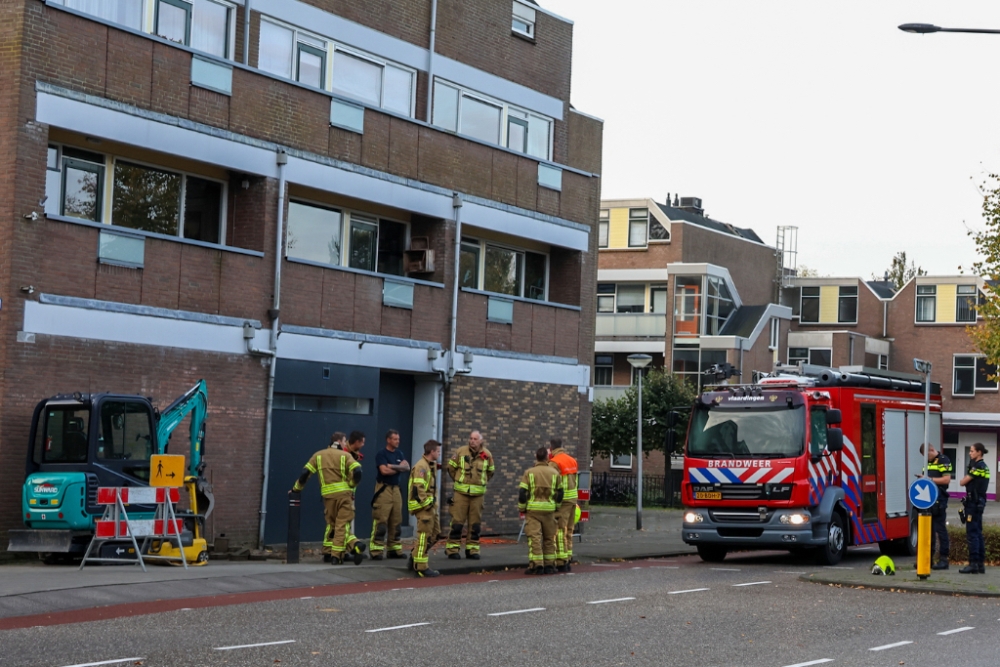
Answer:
[[595, 313, 667, 337], [593, 386, 629, 402]]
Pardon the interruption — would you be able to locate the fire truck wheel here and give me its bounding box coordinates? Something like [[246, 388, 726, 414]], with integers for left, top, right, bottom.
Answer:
[[696, 545, 728, 563], [815, 512, 847, 565]]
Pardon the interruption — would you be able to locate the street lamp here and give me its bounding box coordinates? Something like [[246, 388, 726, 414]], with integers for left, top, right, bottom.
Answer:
[[899, 23, 1000, 35], [628, 353, 653, 530]]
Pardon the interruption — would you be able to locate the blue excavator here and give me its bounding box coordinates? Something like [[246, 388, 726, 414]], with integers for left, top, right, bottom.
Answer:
[[7, 380, 214, 564]]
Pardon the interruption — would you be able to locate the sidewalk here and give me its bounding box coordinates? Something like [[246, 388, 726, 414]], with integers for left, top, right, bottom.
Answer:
[[0, 506, 693, 620]]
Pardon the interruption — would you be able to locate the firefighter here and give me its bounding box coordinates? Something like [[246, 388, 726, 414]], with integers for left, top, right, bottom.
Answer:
[[368, 429, 410, 560], [918, 444, 953, 569], [408, 439, 443, 578], [291, 430, 365, 565], [446, 430, 495, 560], [548, 438, 579, 573], [518, 446, 563, 575], [959, 442, 990, 574]]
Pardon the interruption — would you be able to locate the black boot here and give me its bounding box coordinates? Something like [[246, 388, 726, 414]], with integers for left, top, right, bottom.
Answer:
[[387, 551, 406, 559], [978, 563, 986, 574], [466, 551, 480, 560], [543, 565, 556, 575], [959, 563, 979, 574], [352, 543, 364, 565], [416, 569, 440, 578], [931, 561, 949, 570], [322, 553, 332, 563], [448, 553, 461, 560]]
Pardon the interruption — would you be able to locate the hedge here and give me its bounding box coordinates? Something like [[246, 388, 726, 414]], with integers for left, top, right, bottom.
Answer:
[[941, 525, 1000, 564]]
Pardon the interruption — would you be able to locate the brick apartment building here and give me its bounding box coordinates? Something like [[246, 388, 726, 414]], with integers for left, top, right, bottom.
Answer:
[[592, 196, 791, 475], [0, 0, 603, 550], [782, 274, 1000, 499]]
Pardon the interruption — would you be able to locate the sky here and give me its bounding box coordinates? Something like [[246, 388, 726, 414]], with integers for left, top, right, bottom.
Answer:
[[539, 0, 1000, 279]]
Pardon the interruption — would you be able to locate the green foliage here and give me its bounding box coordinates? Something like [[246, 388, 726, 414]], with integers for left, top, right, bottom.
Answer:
[[968, 175, 1000, 368], [945, 524, 1000, 565], [591, 368, 697, 459], [873, 251, 926, 290], [796, 265, 819, 278]]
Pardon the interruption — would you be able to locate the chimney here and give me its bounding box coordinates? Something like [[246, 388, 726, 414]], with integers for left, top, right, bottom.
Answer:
[[677, 196, 704, 215]]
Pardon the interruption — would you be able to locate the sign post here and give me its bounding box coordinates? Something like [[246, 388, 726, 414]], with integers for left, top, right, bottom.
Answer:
[[909, 478, 938, 580], [912, 359, 934, 580]]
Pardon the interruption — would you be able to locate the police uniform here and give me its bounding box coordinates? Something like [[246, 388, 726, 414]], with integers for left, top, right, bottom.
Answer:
[[292, 445, 363, 564], [446, 444, 495, 557], [548, 447, 579, 571], [408, 456, 440, 575], [927, 453, 953, 567], [962, 456, 991, 573], [368, 446, 407, 559], [518, 460, 563, 574]]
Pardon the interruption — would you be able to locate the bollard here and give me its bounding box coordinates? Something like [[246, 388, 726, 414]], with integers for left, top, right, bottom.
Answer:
[[916, 512, 931, 579], [287, 491, 301, 564]]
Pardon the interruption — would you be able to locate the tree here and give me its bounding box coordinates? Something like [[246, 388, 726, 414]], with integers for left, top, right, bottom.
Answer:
[[874, 251, 926, 290], [796, 265, 818, 277], [967, 175, 1000, 368], [591, 368, 697, 460]]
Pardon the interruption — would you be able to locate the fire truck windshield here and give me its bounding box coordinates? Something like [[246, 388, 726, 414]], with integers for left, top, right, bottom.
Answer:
[[687, 405, 805, 458]]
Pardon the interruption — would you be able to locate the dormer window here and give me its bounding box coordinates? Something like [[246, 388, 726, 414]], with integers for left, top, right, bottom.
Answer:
[[512, 1, 536, 39]]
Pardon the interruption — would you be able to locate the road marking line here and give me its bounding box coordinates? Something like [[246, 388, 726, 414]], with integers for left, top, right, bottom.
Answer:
[[587, 597, 636, 604], [488, 580, 500, 583], [667, 588, 710, 595], [733, 581, 771, 587], [214, 640, 296, 651], [710, 567, 741, 571], [632, 566, 643, 569], [652, 566, 679, 569], [782, 660, 834, 667], [389, 588, 415, 591], [593, 563, 621, 567], [775, 571, 806, 574], [366, 622, 432, 633], [488, 607, 546, 616], [178, 607, 193, 611], [869, 641, 913, 651], [938, 627, 974, 636], [59, 659, 146, 667], [300, 596, 314, 599], [823, 566, 853, 570]]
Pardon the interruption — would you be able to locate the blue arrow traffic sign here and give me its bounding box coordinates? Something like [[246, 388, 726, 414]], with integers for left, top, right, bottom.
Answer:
[[909, 478, 939, 511]]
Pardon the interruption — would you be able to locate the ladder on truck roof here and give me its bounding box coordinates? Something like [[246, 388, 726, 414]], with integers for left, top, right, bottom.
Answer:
[[754, 364, 939, 394]]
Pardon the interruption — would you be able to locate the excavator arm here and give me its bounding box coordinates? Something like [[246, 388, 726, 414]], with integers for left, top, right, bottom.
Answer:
[[156, 379, 214, 521]]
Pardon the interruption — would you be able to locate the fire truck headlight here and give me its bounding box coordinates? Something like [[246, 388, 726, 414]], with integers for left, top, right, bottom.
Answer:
[[779, 512, 810, 525], [683, 511, 704, 524]]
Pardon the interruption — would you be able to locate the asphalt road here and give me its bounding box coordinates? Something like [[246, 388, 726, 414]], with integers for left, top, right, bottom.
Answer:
[[4, 548, 999, 667]]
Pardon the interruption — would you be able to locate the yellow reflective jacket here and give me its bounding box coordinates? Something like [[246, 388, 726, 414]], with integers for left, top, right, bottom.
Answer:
[[448, 445, 495, 496], [408, 457, 437, 513], [518, 463, 562, 512], [293, 447, 360, 497]]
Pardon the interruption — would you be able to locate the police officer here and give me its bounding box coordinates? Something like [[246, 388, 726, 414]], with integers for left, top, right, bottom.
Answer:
[[446, 430, 495, 560], [548, 438, 579, 573], [368, 429, 409, 560], [408, 439, 443, 578], [518, 447, 563, 575], [959, 442, 990, 574], [918, 444, 953, 570], [291, 430, 365, 565]]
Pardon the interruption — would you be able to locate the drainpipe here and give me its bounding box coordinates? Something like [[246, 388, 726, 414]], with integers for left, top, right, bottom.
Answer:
[[436, 192, 463, 506], [425, 0, 438, 122], [882, 300, 887, 339], [243, 0, 252, 66], [257, 149, 288, 548]]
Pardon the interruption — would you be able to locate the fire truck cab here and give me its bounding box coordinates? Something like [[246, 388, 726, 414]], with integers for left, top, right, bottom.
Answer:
[[681, 366, 941, 565]]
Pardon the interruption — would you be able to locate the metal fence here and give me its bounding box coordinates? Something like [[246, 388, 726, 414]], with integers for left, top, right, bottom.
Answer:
[[590, 470, 684, 508]]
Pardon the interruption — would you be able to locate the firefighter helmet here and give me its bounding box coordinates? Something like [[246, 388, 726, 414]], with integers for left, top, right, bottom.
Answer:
[[871, 555, 896, 576]]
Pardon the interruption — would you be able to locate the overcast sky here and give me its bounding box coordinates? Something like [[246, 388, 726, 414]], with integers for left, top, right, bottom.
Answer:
[[541, 0, 1000, 279]]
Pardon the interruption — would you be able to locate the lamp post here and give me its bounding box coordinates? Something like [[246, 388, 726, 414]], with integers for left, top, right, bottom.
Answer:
[[628, 353, 653, 530], [899, 23, 1000, 35]]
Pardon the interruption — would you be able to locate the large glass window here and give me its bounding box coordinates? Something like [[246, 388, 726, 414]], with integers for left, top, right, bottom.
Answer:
[[594, 354, 613, 386], [688, 404, 805, 458], [484, 245, 522, 296], [461, 96, 503, 145], [259, 20, 295, 79], [954, 356, 998, 396], [615, 285, 645, 313], [191, 0, 231, 58], [61, 0, 144, 30], [331, 49, 415, 115], [462, 238, 548, 300], [286, 201, 343, 266], [838, 285, 858, 323], [113, 161, 182, 236], [524, 252, 546, 301], [377, 219, 407, 276], [800, 286, 820, 323], [956, 285, 977, 323], [61, 149, 105, 222], [628, 208, 647, 247], [349, 215, 378, 272], [182, 176, 222, 244], [459, 239, 480, 289], [705, 276, 735, 335], [156, 0, 191, 46], [809, 348, 832, 367], [916, 285, 936, 322]]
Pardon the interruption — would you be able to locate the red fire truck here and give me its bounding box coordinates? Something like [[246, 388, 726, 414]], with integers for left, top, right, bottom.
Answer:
[[681, 367, 942, 565]]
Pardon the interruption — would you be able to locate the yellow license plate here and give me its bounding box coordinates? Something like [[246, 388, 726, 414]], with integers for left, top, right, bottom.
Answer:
[[695, 492, 722, 500]]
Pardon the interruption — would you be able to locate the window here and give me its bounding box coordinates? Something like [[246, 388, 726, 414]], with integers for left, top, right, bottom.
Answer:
[[156, 0, 233, 57], [98, 401, 154, 464], [598, 210, 609, 248], [59, 0, 144, 30], [615, 284, 645, 313], [788, 347, 808, 366], [597, 283, 615, 313], [838, 285, 858, 323], [259, 20, 326, 89], [274, 394, 373, 415], [650, 287, 668, 314], [878, 354, 889, 370], [594, 355, 613, 386], [286, 201, 343, 266], [512, 1, 536, 38], [628, 208, 647, 247], [432, 80, 552, 159], [112, 160, 225, 242], [671, 348, 726, 391], [809, 408, 829, 457], [459, 238, 480, 289], [956, 285, 977, 322], [800, 286, 819, 323], [332, 48, 415, 115], [649, 217, 669, 241], [916, 285, 936, 322], [809, 348, 832, 367], [383, 280, 413, 309], [461, 239, 548, 300], [705, 276, 735, 335], [610, 453, 632, 470], [34, 405, 91, 464], [769, 318, 779, 350], [60, 148, 105, 222], [349, 214, 378, 273], [631, 365, 651, 385], [377, 220, 407, 276], [953, 356, 999, 396], [674, 276, 702, 337], [297, 41, 326, 89], [487, 296, 514, 323]]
